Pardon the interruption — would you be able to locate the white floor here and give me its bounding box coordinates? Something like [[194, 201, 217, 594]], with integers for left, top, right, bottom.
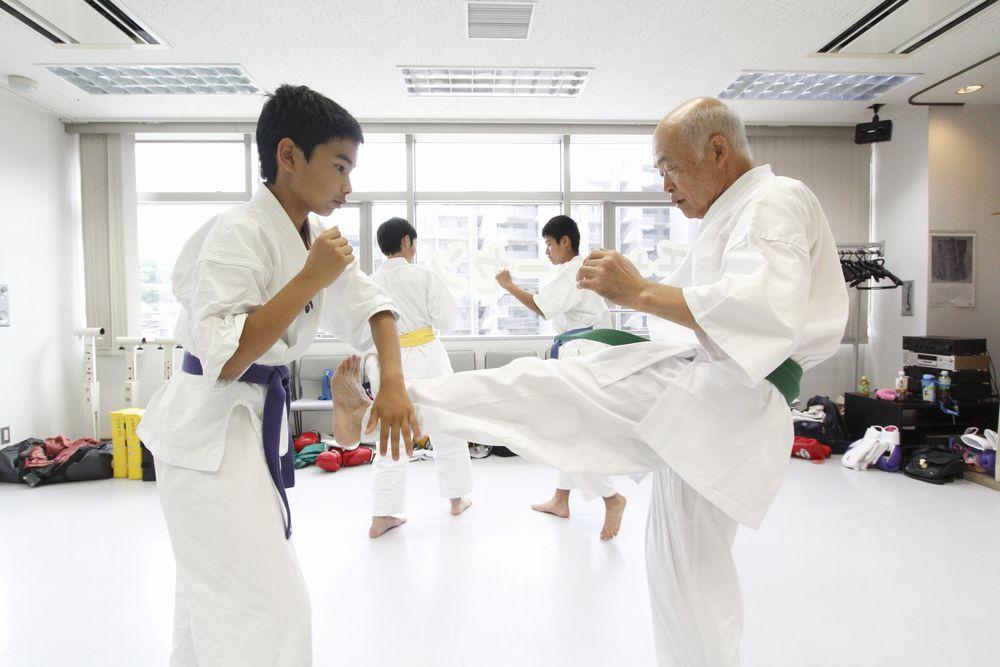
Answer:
[[1, 455, 998, 667]]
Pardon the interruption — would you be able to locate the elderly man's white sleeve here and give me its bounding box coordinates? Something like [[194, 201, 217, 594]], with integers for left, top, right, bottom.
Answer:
[[320, 262, 398, 350], [428, 270, 458, 333], [533, 266, 577, 320], [186, 259, 272, 384], [682, 197, 811, 387]]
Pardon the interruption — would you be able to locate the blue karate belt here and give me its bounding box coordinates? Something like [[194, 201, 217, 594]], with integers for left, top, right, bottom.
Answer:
[[549, 326, 594, 360], [182, 352, 296, 539]]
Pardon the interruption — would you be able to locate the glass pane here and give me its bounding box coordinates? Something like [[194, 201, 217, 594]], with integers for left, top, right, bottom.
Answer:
[[570, 135, 660, 192], [136, 140, 246, 193], [371, 203, 409, 273], [415, 139, 561, 191], [137, 203, 236, 339], [352, 138, 406, 192], [415, 203, 561, 335], [615, 205, 697, 332], [569, 204, 605, 255], [315, 205, 361, 254]]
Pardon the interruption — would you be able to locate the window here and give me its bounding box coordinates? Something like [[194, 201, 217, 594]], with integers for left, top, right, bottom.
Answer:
[[415, 137, 561, 191], [351, 135, 406, 192], [414, 204, 561, 335], [570, 134, 661, 192], [615, 205, 696, 331], [131, 128, 701, 339], [137, 203, 232, 338]]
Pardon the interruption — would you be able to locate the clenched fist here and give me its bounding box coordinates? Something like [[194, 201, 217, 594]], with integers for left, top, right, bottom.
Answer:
[[576, 249, 646, 308], [301, 226, 355, 290]]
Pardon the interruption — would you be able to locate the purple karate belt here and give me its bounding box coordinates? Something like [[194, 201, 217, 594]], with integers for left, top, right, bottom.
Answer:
[[182, 352, 296, 539]]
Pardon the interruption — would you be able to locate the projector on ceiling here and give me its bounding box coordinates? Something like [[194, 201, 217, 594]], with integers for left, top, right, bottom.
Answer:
[[854, 104, 892, 144]]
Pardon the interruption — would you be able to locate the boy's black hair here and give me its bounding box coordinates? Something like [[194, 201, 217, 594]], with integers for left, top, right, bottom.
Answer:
[[256, 84, 364, 184], [541, 215, 581, 254], [377, 217, 418, 256]]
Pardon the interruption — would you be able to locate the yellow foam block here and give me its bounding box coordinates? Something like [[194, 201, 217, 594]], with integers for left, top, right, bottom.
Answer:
[[120, 408, 145, 481], [109, 410, 129, 479]]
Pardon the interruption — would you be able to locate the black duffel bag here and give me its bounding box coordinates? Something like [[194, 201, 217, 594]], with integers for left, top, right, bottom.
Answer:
[[0, 439, 113, 487], [903, 445, 966, 485]]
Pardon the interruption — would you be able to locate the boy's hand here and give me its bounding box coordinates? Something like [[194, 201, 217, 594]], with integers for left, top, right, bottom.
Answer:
[[495, 269, 514, 289], [301, 226, 354, 290], [365, 379, 421, 461]]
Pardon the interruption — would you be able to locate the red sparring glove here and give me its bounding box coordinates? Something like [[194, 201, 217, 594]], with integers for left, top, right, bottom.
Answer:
[[341, 447, 373, 467], [293, 431, 321, 452], [791, 436, 832, 464], [316, 450, 342, 472]]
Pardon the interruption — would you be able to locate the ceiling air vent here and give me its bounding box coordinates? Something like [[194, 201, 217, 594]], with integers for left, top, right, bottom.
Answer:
[[719, 71, 916, 102], [0, 0, 162, 46], [467, 2, 535, 39], [818, 0, 997, 56]]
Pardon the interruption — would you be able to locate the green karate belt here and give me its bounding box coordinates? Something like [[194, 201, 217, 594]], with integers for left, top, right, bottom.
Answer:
[[554, 328, 802, 406]]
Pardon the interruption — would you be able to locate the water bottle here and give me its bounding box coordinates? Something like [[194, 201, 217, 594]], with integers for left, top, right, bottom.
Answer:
[[894, 370, 908, 400], [921, 374, 937, 402], [938, 370, 951, 402], [857, 375, 871, 397]]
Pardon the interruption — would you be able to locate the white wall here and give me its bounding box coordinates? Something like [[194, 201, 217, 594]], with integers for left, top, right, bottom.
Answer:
[[927, 105, 1000, 355], [0, 93, 85, 442], [869, 105, 930, 389]]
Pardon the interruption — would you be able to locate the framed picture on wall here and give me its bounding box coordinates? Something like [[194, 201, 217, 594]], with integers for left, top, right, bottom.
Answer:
[[929, 232, 975, 307]]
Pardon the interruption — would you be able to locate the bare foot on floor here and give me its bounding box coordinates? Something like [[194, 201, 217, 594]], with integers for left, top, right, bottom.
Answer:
[[600, 494, 627, 541], [369, 516, 407, 538], [333, 355, 372, 449], [531, 489, 570, 519], [450, 497, 473, 516]]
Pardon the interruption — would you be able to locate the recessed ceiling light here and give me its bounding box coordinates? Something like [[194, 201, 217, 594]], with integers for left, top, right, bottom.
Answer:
[[6, 74, 38, 94], [46, 64, 260, 95], [956, 84, 983, 95], [400, 67, 592, 97], [719, 71, 916, 102]]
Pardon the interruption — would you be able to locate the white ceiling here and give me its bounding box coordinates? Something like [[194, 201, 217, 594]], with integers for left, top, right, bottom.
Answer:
[[0, 0, 998, 125]]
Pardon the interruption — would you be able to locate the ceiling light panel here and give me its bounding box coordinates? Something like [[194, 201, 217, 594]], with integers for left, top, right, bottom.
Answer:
[[401, 67, 591, 97], [46, 65, 260, 95], [719, 71, 916, 101]]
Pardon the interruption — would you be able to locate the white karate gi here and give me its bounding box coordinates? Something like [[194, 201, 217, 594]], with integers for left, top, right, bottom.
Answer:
[[139, 186, 395, 667], [401, 166, 849, 665], [368, 257, 473, 516], [536, 255, 618, 500]]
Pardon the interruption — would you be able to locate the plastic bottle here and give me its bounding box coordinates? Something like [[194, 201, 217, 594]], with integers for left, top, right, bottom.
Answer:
[[857, 375, 871, 397], [894, 370, 908, 400], [921, 374, 937, 402], [938, 370, 951, 402]]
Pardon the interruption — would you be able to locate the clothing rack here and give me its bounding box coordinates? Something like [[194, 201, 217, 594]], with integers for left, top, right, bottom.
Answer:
[[837, 242, 896, 388]]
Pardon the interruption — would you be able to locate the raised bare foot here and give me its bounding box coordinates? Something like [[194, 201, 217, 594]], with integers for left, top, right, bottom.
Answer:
[[369, 515, 407, 538], [450, 497, 473, 516], [530, 489, 570, 519], [600, 494, 627, 541], [333, 355, 373, 449]]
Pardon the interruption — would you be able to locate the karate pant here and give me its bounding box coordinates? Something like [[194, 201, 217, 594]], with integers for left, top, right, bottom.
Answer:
[[156, 407, 312, 667], [369, 349, 473, 516], [404, 355, 743, 667], [555, 470, 617, 500], [371, 432, 474, 515]]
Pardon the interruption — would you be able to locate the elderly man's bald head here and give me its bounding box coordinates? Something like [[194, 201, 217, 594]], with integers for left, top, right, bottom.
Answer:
[[654, 97, 752, 162], [652, 98, 754, 219]]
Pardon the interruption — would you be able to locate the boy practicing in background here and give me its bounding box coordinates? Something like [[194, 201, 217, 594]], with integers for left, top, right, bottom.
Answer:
[[495, 215, 627, 541], [138, 85, 419, 666], [366, 217, 474, 538]]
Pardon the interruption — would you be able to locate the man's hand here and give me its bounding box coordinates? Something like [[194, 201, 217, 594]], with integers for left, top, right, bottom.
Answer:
[[495, 269, 515, 290], [365, 379, 421, 461], [300, 226, 354, 290], [576, 249, 647, 308]]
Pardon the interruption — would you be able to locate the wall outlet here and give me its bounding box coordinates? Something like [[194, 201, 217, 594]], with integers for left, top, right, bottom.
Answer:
[[0, 426, 10, 445], [0, 284, 9, 327]]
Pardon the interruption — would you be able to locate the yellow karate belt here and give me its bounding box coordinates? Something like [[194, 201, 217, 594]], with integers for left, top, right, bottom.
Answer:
[[399, 326, 435, 348]]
